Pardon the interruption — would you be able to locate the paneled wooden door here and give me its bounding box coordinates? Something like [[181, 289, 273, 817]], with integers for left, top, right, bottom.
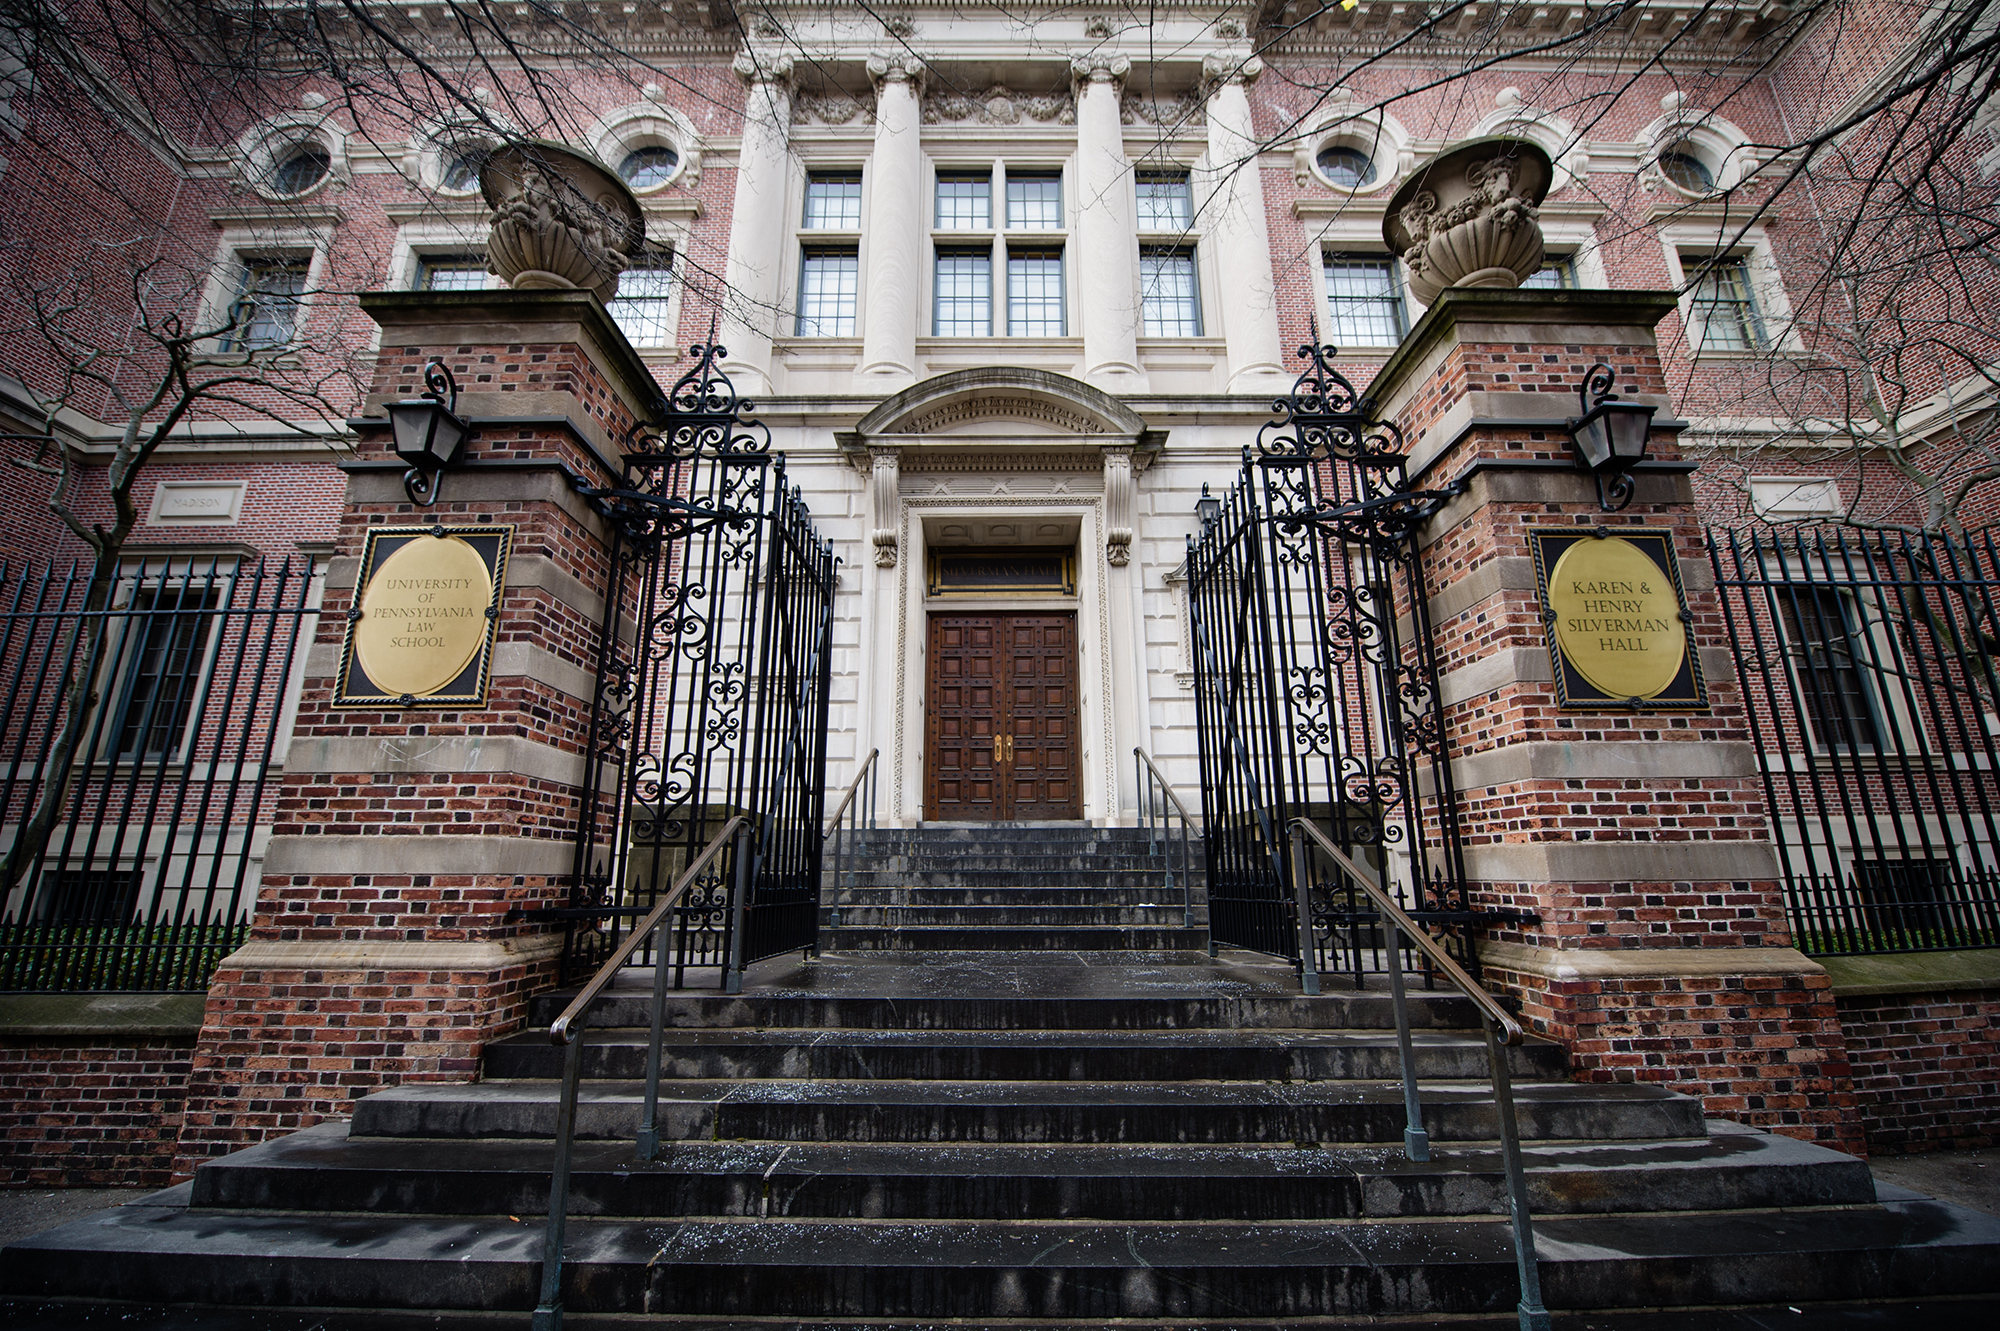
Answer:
[[925, 613, 1082, 820]]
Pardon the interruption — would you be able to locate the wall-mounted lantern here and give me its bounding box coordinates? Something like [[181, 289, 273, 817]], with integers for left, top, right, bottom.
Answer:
[[1566, 363, 1658, 512], [388, 359, 470, 507], [1196, 483, 1222, 529]]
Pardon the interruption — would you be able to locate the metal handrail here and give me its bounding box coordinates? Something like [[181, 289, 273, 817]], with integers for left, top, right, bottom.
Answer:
[[1133, 747, 1199, 935], [533, 815, 751, 1331], [823, 747, 879, 836], [823, 749, 879, 931], [1286, 818, 1550, 1331]]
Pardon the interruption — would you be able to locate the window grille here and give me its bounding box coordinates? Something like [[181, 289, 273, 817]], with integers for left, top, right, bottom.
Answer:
[[220, 258, 309, 351], [1136, 171, 1192, 229], [1140, 248, 1201, 336], [934, 250, 993, 335], [1688, 256, 1766, 350], [108, 583, 220, 762], [935, 173, 991, 230], [804, 172, 862, 228], [1322, 255, 1406, 345], [36, 869, 142, 925], [610, 253, 675, 346], [796, 248, 858, 336], [1006, 249, 1065, 336]]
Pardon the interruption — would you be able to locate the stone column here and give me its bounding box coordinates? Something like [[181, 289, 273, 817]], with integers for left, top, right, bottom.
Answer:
[[1367, 288, 1863, 1153], [858, 55, 925, 390], [1072, 55, 1147, 394], [720, 51, 795, 395], [1103, 445, 1145, 816], [175, 290, 649, 1175], [1201, 54, 1286, 393]]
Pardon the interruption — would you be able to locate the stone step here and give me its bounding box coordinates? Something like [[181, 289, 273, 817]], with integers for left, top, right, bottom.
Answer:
[[838, 853, 1195, 872], [480, 1026, 1567, 1083], [346, 1079, 1707, 1145], [827, 905, 1195, 927], [12, 1196, 1998, 1319], [190, 1119, 1876, 1221], [834, 869, 1191, 888], [831, 885, 1195, 906], [821, 925, 1212, 950]]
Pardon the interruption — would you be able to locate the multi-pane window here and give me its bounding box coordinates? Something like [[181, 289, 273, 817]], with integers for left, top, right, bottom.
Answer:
[[109, 584, 218, 761], [417, 254, 487, 292], [1136, 171, 1192, 229], [1776, 587, 1879, 750], [1006, 172, 1061, 229], [1140, 248, 1201, 336], [1007, 250, 1065, 336], [804, 172, 862, 228], [934, 250, 993, 335], [1322, 255, 1406, 345], [220, 257, 309, 351], [1687, 255, 1765, 351], [610, 252, 674, 346], [796, 248, 858, 336], [1521, 254, 1578, 289], [936, 173, 991, 229]]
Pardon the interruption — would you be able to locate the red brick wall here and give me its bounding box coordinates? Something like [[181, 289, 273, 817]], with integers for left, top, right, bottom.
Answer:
[[1837, 988, 2000, 1153], [0, 1038, 194, 1188]]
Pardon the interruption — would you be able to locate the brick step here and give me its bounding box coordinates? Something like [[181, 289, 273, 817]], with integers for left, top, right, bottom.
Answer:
[[12, 1198, 1999, 1319], [190, 1119, 1875, 1221], [346, 1079, 1707, 1145], [480, 1026, 1566, 1083]]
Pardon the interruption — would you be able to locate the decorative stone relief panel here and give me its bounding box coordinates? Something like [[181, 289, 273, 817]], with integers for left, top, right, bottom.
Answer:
[[922, 85, 1074, 126]]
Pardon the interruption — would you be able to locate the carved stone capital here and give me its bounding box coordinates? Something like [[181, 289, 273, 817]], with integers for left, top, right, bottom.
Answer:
[[1201, 53, 1263, 90], [870, 448, 901, 568], [1070, 54, 1131, 94], [732, 50, 796, 88], [867, 53, 928, 95]]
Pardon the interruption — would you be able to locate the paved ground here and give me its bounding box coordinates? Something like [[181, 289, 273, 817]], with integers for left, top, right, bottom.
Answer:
[[1864, 1143, 2000, 1216], [0, 1188, 151, 1249]]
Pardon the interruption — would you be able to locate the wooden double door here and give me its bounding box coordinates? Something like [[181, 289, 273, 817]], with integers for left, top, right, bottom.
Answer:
[[925, 613, 1082, 820]]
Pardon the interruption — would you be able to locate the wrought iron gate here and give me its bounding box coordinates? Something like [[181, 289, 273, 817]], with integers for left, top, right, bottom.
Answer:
[[558, 342, 837, 991], [1185, 343, 1487, 983]]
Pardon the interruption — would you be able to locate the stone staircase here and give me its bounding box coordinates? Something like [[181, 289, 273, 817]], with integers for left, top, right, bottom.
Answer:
[[822, 821, 1206, 952], [5, 823, 2000, 1327]]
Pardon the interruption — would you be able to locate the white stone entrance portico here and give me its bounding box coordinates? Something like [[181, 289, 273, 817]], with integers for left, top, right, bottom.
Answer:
[[839, 368, 1161, 825]]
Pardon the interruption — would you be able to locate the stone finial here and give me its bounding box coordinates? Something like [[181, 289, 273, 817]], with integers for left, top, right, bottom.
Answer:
[[480, 141, 645, 304], [1382, 136, 1554, 305]]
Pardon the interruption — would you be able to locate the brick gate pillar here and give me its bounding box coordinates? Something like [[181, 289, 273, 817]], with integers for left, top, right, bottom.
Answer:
[[175, 291, 651, 1175], [1367, 289, 1863, 1152]]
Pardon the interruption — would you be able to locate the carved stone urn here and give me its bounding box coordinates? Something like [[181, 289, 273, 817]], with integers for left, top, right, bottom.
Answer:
[[1382, 136, 1554, 305], [479, 140, 645, 303]]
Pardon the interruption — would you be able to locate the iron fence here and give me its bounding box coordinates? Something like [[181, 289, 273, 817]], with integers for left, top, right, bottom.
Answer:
[[1711, 526, 2000, 955], [1185, 343, 1496, 985], [558, 340, 837, 991], [0, 556, 317, 991]]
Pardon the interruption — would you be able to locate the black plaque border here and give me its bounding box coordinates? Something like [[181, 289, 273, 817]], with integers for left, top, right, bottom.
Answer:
[[333, 524, 513, 709], [1528, 526, 1708, 711]]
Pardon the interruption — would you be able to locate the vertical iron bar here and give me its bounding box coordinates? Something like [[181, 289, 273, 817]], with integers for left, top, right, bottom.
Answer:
[[636, 911, 673, 1161], [1380, 900, 1429, 1161], [1485, 1018, 1551, 1331], [1289, 823, 1320, 995], [531, 1017, 589, 1331], [723, 823, 753, 994]]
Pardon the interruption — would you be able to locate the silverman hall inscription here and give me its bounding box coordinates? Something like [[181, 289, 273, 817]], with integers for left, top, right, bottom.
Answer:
[[334, 525, 513, 709], [1528, 528, 1707, 710]]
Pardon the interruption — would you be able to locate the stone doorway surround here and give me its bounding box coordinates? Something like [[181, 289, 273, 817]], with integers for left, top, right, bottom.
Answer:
[[837, 368, 1164, 826]]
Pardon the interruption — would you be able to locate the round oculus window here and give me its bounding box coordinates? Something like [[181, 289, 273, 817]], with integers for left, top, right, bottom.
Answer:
[[1315, 145, 1378, 190], [269, 144, 330, 196], [439, 145, 488, 193], [618, 145, 681, 191], [1657, 145, 1716, 193]]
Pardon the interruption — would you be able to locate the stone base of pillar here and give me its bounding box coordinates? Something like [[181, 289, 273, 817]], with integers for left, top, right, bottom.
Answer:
[[1085, 361, 1149, 395]]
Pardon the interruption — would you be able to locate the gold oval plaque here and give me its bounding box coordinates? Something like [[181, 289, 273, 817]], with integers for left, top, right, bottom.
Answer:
[[352, 536, 494, 698], [1546, 536, 1686, 700]]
